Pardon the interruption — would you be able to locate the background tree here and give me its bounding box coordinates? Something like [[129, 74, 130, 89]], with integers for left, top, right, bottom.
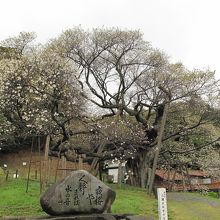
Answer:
[[0, 32, 87, 153]]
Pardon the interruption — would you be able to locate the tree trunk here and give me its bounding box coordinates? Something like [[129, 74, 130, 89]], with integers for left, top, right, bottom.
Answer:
[[126, 157, 140, 186], [146, 168, 152, 189], [140, 151, 149, 188], [126, 150, 150, 187]]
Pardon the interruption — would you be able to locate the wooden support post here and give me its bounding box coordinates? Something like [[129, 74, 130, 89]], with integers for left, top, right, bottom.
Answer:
[[55, 139, 62, 183], [26, 137, 34, 193], [5, 171, 9, 181], [55, 154, 60, 183], [170, 170, 177, 191], [186, 167, 193, 191], [78, 155, 83, 170], [54, 152, 60, 183], [43, 135, 50, 187], [35, 170, 37, 179], [181, 167, 186, 192], [99, 162, 103, 181], [47, 157, 51, 185], [44, 135, 50, 160], [15, 169, 18, 179], [148, 99, 170, 195], [167, 167, 171, 191], [38, 136, 42, 194], [61, 156, 66, 179], [90, 142, 105, 176]]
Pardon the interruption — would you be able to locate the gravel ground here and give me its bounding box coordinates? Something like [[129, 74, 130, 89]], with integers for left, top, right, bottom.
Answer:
[[167, 192, 220, 207], [167, 192, 220, 220]]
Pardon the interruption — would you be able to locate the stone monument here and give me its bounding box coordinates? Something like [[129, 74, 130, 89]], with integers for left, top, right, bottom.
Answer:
[[40, 170, 115, 215], [37, 170, 152, 220]]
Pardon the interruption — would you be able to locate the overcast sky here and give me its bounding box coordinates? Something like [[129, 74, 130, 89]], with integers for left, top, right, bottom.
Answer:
[[1, 0, 220, 78]]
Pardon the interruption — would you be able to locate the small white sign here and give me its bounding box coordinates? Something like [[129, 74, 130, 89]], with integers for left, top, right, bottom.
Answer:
[[3, 164, 7, 168], [22, 162, 27, 166], [157, 188, 168, 220]]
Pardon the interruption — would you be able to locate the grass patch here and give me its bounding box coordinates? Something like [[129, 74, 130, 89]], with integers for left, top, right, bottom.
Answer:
[[208, 191, 218, 199], [110, 184, 158, 218], [0, 180, 157, 218], [0, 179, 45, 217], [1, 179, 220, 219]]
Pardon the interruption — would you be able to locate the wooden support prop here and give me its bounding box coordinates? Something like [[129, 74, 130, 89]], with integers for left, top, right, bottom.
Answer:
[[43, 135, 50, 187], [167, 167, 171, 190], [61, 155, 67, 178], [90, 142, 105, 176], [54, 153, 60, 183], [35, 170, 37, 179], [5, 171, 9, 181], [148, 100, 170, 195], [99, 162, 103, 181], [38, 136, 42, 194], [26, 137, 34, 193], [15, 169, 18, 179], [47, 157, 51, 185], [186, 167, 193, 191], [78, 155, 83, 170], [181, 167, 186, 192], [170, 170, 177, 191], [54, 139, 62, 183], [44, 135, 50, 160]]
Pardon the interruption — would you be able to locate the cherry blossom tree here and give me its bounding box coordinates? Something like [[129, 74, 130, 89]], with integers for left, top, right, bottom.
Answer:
[[50, 27, 219, 189], [0, 32, 86, 151], [0, 29, 219, 192]]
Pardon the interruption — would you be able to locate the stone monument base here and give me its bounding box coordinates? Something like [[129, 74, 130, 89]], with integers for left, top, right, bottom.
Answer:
[[2, 213, 154, 220]]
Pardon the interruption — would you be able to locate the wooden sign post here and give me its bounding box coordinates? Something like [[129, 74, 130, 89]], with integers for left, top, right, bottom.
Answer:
[[157, 188, 168, 220]]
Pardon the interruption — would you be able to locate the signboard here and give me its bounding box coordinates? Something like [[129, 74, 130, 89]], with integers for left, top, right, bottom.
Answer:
[[157, 188, 168, 220]]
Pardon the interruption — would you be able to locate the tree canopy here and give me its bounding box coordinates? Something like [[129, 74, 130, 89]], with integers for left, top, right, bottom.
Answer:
[[0, 28, 219, 189]]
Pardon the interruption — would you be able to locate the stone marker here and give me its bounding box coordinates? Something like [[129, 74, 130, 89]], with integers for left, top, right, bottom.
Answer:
[[40, 170, 116, 216], [157, 188, 168, 220]]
